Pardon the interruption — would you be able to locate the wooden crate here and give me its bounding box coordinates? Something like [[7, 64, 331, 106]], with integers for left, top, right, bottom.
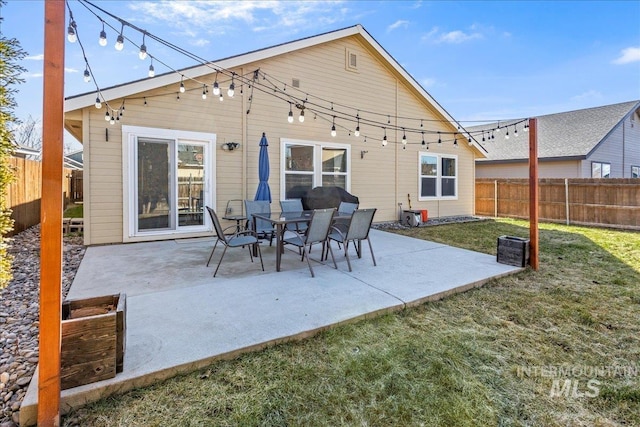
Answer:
[[497, 236, 530, 267], [61, 293, 126, 390]]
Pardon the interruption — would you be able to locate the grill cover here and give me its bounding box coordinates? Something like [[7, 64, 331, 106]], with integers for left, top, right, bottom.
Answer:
[[302, 186, 359, 210]]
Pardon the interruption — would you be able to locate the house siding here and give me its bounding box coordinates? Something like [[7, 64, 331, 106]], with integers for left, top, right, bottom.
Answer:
[[74, 34, 477, 245], [476, 160, 582, 179]]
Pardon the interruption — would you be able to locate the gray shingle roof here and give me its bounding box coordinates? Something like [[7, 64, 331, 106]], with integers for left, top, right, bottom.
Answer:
[[469, 100, 640, 162]]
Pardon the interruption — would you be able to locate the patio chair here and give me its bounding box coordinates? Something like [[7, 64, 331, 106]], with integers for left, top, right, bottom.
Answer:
[[244, 200, 275, 246], [282, 208, 337, 277], [334, 201, 360, 242], [206, 206, 264, 277], [327, 208, 377, 272], [280, 199, 308, 235]]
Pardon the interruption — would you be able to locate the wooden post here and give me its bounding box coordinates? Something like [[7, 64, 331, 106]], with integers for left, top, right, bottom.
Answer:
[[528, 118, 539, 270], [39, 0, 65, 425]]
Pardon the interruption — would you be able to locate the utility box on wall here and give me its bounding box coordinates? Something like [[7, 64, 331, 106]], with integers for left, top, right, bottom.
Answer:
[[497, 236, 530, 267]]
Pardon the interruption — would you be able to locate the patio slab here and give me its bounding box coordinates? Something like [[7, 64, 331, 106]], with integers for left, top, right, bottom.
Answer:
[[21, 229, 522, 425]]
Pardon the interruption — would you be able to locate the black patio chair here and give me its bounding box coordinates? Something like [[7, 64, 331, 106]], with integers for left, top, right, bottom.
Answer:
[[282, 208, 337, 277], [244, 200, 275, 246], [327, 208, 377, 272], [206, 206, 264, 277]]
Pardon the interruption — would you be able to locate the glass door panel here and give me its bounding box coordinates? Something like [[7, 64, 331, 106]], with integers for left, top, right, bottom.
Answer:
[[178, 143, 205, 226], [137, 138, 172, 231]]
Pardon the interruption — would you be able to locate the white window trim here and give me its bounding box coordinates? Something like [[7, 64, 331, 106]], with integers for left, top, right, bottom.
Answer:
[[418, 151, 458, 201], [122, 125, 216, 242], [280, 138, 351, 200]]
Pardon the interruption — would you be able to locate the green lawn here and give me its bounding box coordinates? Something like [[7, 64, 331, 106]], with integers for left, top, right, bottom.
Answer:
[[63, 203, 83, 219], [64, 219, 640, 427]]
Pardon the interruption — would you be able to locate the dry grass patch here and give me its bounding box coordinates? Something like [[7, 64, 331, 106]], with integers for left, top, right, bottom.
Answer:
[[64, 219, 640, 427]]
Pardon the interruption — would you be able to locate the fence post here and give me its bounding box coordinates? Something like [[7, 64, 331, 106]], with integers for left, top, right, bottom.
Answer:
[[494, 180, 498, 218], [529, 118, 539, 270], [565, 178, 570, 225]]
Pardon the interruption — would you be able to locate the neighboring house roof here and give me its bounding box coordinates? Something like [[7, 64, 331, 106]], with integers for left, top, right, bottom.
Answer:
[[470, 100, 640, 163], [10, 141, 40, 158], [64, 24, 485, 155]]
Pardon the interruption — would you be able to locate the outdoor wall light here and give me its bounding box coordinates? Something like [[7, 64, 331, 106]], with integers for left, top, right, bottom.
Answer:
[[222, 142, 240, 151]]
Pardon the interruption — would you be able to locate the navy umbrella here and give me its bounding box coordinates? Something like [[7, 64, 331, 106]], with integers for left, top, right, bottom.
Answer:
[[254, 132, 272, 202]]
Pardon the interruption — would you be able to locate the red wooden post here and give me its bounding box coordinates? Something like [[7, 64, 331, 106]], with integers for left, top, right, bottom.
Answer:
[[528, 118, 539, 270], [39, 0, 65, 424]]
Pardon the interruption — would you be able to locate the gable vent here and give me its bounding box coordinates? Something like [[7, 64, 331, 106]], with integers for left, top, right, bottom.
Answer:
[[345, 48, 358, 72], [292, 78, 300, 88]]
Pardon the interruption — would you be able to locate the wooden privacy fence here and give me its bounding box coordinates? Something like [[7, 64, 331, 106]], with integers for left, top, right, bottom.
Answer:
[[476, 178, 640, 229], [5, 157, 74, 235]]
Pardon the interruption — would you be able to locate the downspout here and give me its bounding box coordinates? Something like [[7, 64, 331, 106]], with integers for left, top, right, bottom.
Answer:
[[622, 118, 626, 178], [394, 78, 399, 214]]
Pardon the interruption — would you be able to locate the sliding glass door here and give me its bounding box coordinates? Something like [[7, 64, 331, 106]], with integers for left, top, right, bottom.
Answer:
[[125, 126, 215, 239]]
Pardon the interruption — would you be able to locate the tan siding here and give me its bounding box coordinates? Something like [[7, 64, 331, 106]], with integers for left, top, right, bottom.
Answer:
[[78, 34, 476, 244], [476, 160, 582, 179]]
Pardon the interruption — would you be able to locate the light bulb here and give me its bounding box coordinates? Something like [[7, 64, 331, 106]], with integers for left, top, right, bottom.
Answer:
[[139, 44, 147, 60], [402, 133, 407, 145], [83, 69, 91, 83], [110, 115, 115, 125], [331, 125, 336, 137], [202, 86, 207, 100], [299, 110, 305, 123], [288, 111, 294, 123], [95, 96, 102, 109], [148, 63, 155, 77], [382, 136, 388, 146], [227, 82, 235, 97], [354, 126, 360, 137], [505, 130, 510, 140], [213, 81, 220, 95], [67, 23, 77, 43], [514, 127, 519, 137], [115, 34, 124, 51], [104, 111, 110, 121], [495, 126, 501, 133], [179, 82, 185, 93], [99, 30, 107, 46], [219, 94, 224, 102]]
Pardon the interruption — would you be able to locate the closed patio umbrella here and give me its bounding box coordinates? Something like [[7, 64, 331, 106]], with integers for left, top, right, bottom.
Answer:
[[254, 132, 272, 202]]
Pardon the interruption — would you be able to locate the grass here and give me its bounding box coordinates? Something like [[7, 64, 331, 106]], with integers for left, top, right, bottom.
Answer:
[[64, 219, 640, 426], [63, 203, 83, 219]]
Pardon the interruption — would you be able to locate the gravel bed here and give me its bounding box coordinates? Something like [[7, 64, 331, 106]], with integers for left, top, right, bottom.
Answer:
[[373, 215, 487, 230], [0, 226, 85, 427]]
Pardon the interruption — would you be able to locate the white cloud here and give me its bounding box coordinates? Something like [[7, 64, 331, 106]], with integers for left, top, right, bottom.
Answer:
[[191, 39, 211, 47], [421, 26, 482, 44], [129, 1, 348, 37], [420, 77, 436, 88], [25, 54, 44, 61], [22, 72, 43, 79], [612, 46, 640, 64], [571, 90, 603, 102], [65, 68, 79, 73], [387, 20, 409, 33]]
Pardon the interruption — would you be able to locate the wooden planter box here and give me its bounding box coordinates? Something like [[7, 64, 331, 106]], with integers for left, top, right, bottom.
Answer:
[[61, 293, 126, 390], [497, 236, 530, 267]]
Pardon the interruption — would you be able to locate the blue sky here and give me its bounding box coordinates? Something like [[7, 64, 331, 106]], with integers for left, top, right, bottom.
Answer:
[[2, 0, 639, 148]]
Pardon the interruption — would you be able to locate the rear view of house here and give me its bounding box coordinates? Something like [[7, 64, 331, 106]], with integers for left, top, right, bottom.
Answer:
[[64, 25, 486, 246]]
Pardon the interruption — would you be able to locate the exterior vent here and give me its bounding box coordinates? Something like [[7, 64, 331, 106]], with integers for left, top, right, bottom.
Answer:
[[292, 78, 300, 88], [345, 48, 358, 72]]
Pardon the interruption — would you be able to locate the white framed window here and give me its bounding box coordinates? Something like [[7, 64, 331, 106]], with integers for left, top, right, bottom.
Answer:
[[592, 161, 611, 178], [281, 138, 350, 200], [418, 152, 458, 200], [122, 125, 215, 240]]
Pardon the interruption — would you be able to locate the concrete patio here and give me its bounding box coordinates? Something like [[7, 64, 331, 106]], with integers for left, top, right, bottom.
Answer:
[[21, 228, 522, 425]]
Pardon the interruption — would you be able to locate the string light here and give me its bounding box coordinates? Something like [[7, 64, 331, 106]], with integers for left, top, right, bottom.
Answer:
[[438, 131, 442, 144], [402, 128, 407, 146], [95, 95, 102, 109], [421, 132, 425, 146], [219, 93, 224, 102], [139, 34, 147, 60], [143, 97, 148, 106], [505, 127, 510, 140], [354, 114, 360, 137], [179, 76, 185, 93], [299, 108, 305, 123], [288, 103, 294, 123], [213, 75, 220, 96], [110, 111, 115, 124], [382, 128, 387, 146], [453, 134, 458, 148], [495, 122, 501, 133], [67, 19, 77, 43], [227, 74, 235, 97], [331, 116, 337, 137], [202, 84, 207, 99], [104, 111, 110, 121], [83, 67, 91, 83], [99, 22, 107, 46], [514, 125, 519, 137], [115, 24, 124, 51], [148, 58, 155, 77]]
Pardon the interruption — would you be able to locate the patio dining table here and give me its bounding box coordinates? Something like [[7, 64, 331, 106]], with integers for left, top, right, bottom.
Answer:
[[252, 210, 352, 272]]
